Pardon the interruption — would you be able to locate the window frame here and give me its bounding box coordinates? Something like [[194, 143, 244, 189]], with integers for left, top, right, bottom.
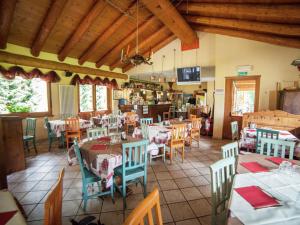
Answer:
[[77, 84, 111, 114], [0, 79, 52, 118]]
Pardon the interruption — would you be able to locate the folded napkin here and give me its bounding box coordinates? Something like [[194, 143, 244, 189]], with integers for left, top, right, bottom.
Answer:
[[235, 186, 280, 209], [97, 137, 111, 142], [266, 157, 295, 165], [0, 210, 18, 225], [240, 162, 269, 173], [90, 144, 107, 151], [247, 129, 256, 132]]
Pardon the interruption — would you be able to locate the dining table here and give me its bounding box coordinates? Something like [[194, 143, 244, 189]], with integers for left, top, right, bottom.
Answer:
[[48, 119, 92, 137], [0, 190, 27, 225], [228, 152, 300, 225]]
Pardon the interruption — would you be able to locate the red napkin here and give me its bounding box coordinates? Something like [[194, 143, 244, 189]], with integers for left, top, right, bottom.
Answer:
[[248, 129, 256, 132], [279, 132, 289, 136], [266, 157, 295, 165], [148, 124, 156, 126], [97, 137, 111, 142], [235, 186, 280, 209], [90, 144, 107, 151], [0, 210, 18, 225], [240, 162, 269, 173]]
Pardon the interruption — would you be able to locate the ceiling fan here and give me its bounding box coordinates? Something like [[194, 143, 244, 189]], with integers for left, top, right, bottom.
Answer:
[[120, 0, 153, 66]]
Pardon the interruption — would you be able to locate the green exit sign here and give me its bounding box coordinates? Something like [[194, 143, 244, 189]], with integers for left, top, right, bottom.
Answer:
[[238, 71, 248, 76]]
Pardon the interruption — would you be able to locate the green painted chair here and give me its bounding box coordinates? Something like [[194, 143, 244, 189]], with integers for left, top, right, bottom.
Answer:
[[114, 139, 149, 210], [23, 118, 37, 154], [210, 157, 236, 225], [157, 115, 162, 123], [140, 118, 153, 126], [256, 128, 279, 153], [87, 127, 107, 141], [221, 142, 239, 159], [141, 124, 165, 164], [44, 117, 65, 151], [108, 115, 118, 134], [260, 137, 295, 159], [230, 121, 239, 141], [73, 140, 114, 211]]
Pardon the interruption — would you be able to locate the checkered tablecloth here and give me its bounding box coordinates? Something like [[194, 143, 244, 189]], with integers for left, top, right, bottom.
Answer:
[[48, 119, 92, 137]]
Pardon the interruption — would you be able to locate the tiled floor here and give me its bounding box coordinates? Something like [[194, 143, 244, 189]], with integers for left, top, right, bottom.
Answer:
[[7, 137, 230, 225]]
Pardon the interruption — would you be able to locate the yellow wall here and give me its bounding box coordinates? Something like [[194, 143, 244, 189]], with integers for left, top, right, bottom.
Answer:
[[213, 35, 300, 139], [0, 44, 127, 140]]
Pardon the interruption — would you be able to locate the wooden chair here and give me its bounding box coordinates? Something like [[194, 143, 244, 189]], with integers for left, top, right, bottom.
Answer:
[[163, 112, 170, 121], [114, 139, 149, 209], [108, 114, 119, 134], [221, 142, 239, 159], [87, 127, 107, 141], [260, 137, 295, 159], [123, 188, 163, 225], [210, 157, 236, 225], [166, 124, 186, 163], [189, 114, 197, 119], [23, 118, 37, 153], [140, 118, 153, 126], [125, 112, 137, 134], [141, 124, 165, 164], [44, 168, 64, 225], [73, 140, 114, 211], [60, 114, 77, 120], [65, 118, 81, 148], [231, 121, 239, 141], [44, 117, 64, 151], [189, 118, 201, 147], [256, 128, 279, 153]]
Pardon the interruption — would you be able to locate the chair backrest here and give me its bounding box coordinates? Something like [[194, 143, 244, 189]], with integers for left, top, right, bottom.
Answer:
[[256, 128, 279, 152], [87, 127, 107, 141], [65, 118, 80, 132], [141, 124, 149, 139], [25, 118, 37, 136], [73, 140, 88, 180], [108, 115, 118, 127], [122, 140, 149, 177], [231, 121, 239, 141], [221, 142, 239, 159], [157, 114, 162, 123], [60, 114, 76, 120], [210, 157, 236, 225], [189, 114, 197, 119], [44, 168, 64, 225], [123, 188, 163, 225], [126, 112, 137, 123], [170, 124, 186, 141], [140, 118, 153, 125], [44, 117, 52, 135], [191, 118, 201, 130], [260, 137, 295, 159]]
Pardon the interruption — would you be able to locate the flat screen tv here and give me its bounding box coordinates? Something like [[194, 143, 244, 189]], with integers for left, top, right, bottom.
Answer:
[[177, 66, 201, 85]]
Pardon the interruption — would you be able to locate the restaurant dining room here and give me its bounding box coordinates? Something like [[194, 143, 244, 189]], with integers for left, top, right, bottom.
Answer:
[[1, 0, 300, 225]]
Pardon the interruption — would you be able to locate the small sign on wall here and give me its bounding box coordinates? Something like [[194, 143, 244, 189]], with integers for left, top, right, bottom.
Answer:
[[237, 65, 253, 76], [143, 105, 148, 114]]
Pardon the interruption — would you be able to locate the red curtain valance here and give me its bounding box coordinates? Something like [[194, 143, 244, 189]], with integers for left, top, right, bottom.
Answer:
[[0, 65, 60, 83], [70, 74, 118, 89]]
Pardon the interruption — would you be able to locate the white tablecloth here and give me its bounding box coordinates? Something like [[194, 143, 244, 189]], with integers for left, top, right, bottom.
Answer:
[[0, 191, 27, 225], [230, 171, 300, 225], [48, 119, 92, 137]]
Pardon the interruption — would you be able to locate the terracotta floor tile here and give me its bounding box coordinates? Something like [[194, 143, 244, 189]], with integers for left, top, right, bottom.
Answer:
[[181, 187, 203, 201], [20, 190, 48, 204], [163, 189, 186, 204], [159, 179, 178, 191], [188, 199, 211, 217], [175, 218, 201, 225], [168, 202, 195, 222]]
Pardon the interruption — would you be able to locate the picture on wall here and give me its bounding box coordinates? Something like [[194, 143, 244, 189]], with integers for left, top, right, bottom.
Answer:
[[113, 89, 124, 100]]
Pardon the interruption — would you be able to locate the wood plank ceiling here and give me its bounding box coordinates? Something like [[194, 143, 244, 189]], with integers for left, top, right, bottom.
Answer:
[[1, 0, 300, 74]]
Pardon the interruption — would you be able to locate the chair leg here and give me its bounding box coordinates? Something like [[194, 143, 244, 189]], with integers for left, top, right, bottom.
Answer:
[[182, 146, 185, 163], [25, 141, 29, 152], [110, 182, 115, 204], [143, 176, 147, 198], [163, 145, 166, 163], [149, 153, 152, 165], [169, 147, 173, 164], [32, 139, 37, 154], [48, 138, 52, 152], [122, 180, 126, 210]]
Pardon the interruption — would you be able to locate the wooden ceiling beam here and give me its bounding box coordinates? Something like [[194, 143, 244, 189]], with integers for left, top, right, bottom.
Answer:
[[31, 0, 68, 57], [95, 16, 156, 68], [0, 51, 128, 79], [193, 25, 300, 49], [178, 3, 300, 24], [122, 34, 176, 72], [141, 0, 197, 45], [185, 0, 300, 3], [78, 2, 136, 65], [186, 16, 300, 37], [110, 26, 170, 69], [58, 0, 107, 61], [0, 0, 17, 49]]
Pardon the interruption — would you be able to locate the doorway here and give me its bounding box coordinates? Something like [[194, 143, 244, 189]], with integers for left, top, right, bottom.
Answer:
[[223, 75, 261, 139]]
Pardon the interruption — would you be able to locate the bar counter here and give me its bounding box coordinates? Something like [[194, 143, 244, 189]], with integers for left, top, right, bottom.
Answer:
[[119, 104, 171, 123]]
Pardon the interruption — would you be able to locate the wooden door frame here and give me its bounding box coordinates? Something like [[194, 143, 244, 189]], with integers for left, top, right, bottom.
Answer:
[[223, 75, 261, 139]]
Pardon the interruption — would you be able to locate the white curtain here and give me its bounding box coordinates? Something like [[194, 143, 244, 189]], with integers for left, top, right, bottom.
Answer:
[[59, 85, 75, 115]]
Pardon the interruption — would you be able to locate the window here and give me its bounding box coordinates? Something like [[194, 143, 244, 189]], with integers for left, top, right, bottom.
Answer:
[[79, 84, 109, 112], [0, 76, 49, 114]]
